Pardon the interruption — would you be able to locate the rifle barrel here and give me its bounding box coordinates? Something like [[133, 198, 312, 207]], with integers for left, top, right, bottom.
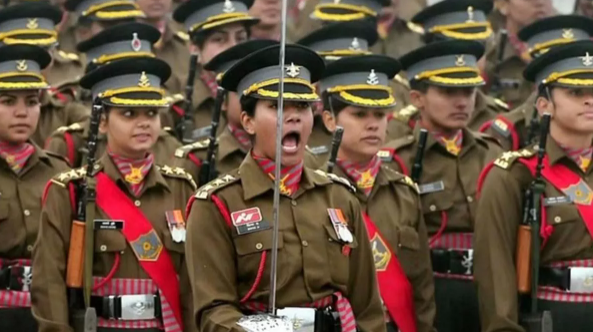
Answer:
[[326, 126, 344, 174], [411, 129, 428, 183]]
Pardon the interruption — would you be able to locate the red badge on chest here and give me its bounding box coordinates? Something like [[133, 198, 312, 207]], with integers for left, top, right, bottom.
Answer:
[[231, 207, 270, 235]]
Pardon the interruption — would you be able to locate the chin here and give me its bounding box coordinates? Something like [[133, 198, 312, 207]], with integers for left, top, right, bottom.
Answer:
[[281, 153, 303, 167]]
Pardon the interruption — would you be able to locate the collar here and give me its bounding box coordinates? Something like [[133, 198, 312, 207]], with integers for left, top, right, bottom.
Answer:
[[547, 136, 593, 168], [0, 141, 48, 173], [415, 124, 477, 157], [94, 152, 170, 193], [218, 126, 246, 160], [193, 68, 214, 108]]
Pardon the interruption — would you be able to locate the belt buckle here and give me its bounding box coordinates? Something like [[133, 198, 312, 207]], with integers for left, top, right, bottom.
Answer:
[[460, 249, 474, 275], [276, 307, 316, 332], [7, 265, 32, 291], [120, 294, 156, 320], [569, 267, 593, 293]]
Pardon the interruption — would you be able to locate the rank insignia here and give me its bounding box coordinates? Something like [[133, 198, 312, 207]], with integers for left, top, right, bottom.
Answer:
[[376, 149, 393, 162], [562, 180, 593, 205], [165, 210, 186, 243], [492, 118, 511, 137], [130, 229, 163, 261], [371, 234, 391, 272]]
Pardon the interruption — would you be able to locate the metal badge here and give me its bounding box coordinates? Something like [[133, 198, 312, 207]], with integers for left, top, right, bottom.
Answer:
[[455, 55, 466, 67], [569, 267, 593, 293], [165, 210, 186, 243], [367, 69, 379, 85], [562, 29, 574, 39], [131, 33, 141, 52], [138, 72, 151, 87], [276, 307, 316, 332], [223, 0, 236, 13], [327, 208, 353, 243], [286, 63, 300, 78], [120, 294, 156, 320], [349, 37, 361, 51], [582, 52, 593, 67], [466, 6, 474, 23], [27, 18, 38, 30], [16, 60, 27, 72], [237, 314, 293, 332], [461, 249, 473, 275]]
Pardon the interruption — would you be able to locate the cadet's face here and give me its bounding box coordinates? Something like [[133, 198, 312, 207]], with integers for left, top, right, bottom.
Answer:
[[198, 24, 249, 65], [137, 0, 171, 20], [413, 86, 476, 132], [242, 100, 313, 166], [249, 0, 281, 28], [224, 92, 242, 126], [500, 0, 553, 28], [333, 107, 388, 163], [100, 107, 161, 159], [540, 87, 593, 135], [0, 91, 41, 144]]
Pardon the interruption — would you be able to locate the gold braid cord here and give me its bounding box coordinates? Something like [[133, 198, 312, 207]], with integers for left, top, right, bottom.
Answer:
[[428, 75, 484, 85], [109, 96, 169, 107], [190, 13, 252, 32], [436, 26, 493, 40], [0, 29, 57, 40], [526, 38, 575, 58], [95, 9, 145, 19], [3, 36, 57, 46], [327, 84, 393, 93], [543, 69, 593, 84], [83, 1, 140, 15], [243, 78, 315, 96], [98, 86, 165, 98], [94, 52, 155, 64], [0, 82, 48, 89], [338, 91, 395, 107], [256, 89, 319, 101], [317, 49, 371, 56], [415, 67, 480, 80]]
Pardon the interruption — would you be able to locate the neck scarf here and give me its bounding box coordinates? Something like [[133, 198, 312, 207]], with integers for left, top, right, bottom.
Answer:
[[434, 130, 463, 156], [108, 149, 155, 197], [560, 143, 593, 172], [0, 141, 35, 174], [253, 152, 303, 197], [200, 70, 218, 98], [337, 155, 382, 196], [229, 124, 252, 152]]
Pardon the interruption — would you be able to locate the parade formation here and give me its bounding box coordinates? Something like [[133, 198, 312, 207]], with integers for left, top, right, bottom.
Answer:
[[1, 0, 593, 332]]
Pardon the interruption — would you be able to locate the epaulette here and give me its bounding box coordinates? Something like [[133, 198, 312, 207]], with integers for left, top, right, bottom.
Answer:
[[407, 21, 425, 35], [174, 138, 211, 158], [314, 169, 356, 193], [175, 31, 189, 42], [55, 122, 84, 134], [194, 173, 240, 200], [377, 148, 394, 162], [165, 94, 185, 105], [156, 165, 197, 190], [472, 130, 502, 147], [393, 74, 410, 89], [45, 150, 70, 165], [56, 49, 80, 62], [50, 167, 86, 187], [397, 173, 420, 194], [392, 104, 418, 123], [493, 149, 535, 169], [494, 98, 509, 111]]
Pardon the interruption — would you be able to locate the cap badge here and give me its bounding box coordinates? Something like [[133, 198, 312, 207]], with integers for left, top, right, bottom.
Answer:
[[349, 37, 361, 51], [333, 0, 341, 4], [455, 55, 466, 67], [563, 29, 575, 39], [16, 60, 27, 72], [466, 6, 474, 23], [286, 63, 300, 78], [582, 52, 593, 67], [367, 70, 379, 85], [139, 72, 151, 87], [223, 0, 236, 13], [131, 33, 141, 52], [27, 18, 38, 30]]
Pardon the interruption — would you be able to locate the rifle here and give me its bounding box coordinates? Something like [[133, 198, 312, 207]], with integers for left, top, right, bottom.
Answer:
[[326, 126, 344, 174], [66, 97, 102, 332], [198, 86, 225, 186], [179, 53, 199, 144], [490, 29, 509, 98], [516, 113, 553, 332], [411, 129, 428, 184], [524, 102, 540, 148]]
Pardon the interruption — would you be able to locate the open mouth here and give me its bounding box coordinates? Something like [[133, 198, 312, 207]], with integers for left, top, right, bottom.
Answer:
[[281, 130, 301, 154]]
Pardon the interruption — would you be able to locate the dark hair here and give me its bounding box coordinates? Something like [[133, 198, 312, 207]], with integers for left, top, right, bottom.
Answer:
[[409, 79, 430, 93], [322, 92, 349, 115], [191, 24, 252, 48], [240, 95, 258, 117], [78, 16, 95, 28]]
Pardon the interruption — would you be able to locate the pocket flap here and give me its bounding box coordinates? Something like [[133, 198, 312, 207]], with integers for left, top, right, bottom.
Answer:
[[234, 229, 284, 256], [546, 203, 580, 226], [94, 230, 127, 253], [398, 226, 419, 250], [421, 190, 454, 214], [323, 223, 358, 248], [163, 230, 185, 253]]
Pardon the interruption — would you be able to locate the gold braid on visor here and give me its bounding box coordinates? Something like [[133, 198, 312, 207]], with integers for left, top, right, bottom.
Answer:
[[98, 86, 165, 98], [3, 36, 57, 46], [0, 72, 48, 89], [317, 49, 371, 56], [109, 96, 169, 106], [93, 52, 155, 64], [82, 1, 142, 15], [429, 22, 493, 40], [542, 69, 593, 85], [190, 13, 252, 32], [522, 38, 575, 60], [414, 66, 484, 85], [243, 78, 316, 96], [328, 84, 394, 107], [313, 3, 377, 21]]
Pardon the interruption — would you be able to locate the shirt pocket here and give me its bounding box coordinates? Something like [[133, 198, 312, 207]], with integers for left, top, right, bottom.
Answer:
[[93, 230, 127, 276], [397, 226, 420, 252], [323, 223, 359, 287], [163, 230, 185, 271], [421, 189, 454, 215], [545, 203, 581, 229], [233, 229, 284, 292]]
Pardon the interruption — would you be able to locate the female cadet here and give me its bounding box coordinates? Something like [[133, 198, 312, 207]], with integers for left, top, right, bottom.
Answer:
[[31, 57, 198, 332], [0, 44, 69, 332], [319, 55, 436, 332], [185, 44, 386, 332]]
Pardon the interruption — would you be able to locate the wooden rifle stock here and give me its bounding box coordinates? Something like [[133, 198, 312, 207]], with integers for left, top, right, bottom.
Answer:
[[66, 220, 86, 288], [516, 224, 532, 294]]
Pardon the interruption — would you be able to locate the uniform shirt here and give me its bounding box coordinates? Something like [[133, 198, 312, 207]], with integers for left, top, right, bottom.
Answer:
[[32, 92, 90, 146], [45, 120, 181, 168], [45, 48, 84, 87], [383, 126, 502, 235], [31, 154, 197, 332], [474, 139, 593, 332], [370, 19, 424, 59], [186, 154, 386, 332], [331, 165, 437, 332], [386, 90, 509, 141], [57, 13, 79, 55], [0, 145, 68, 259], [154, 20, 190, 95]]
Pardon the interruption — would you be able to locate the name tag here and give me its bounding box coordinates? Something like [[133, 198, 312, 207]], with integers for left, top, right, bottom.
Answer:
[[231, 207, 271, 235], [543, 196, 573, 206], [192, 125, 212, 140], [418, 181, 445, 195], [492, 119, 511, 138], [94, 220, 124, 230]]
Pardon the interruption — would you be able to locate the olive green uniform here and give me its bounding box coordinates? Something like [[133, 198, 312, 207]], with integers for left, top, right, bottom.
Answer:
[[45, 48, 84, 87], [154, 21, 190, 95], [31, 155, 197, 332], [370, 20, 424, 59], [185, 154, 387, 332], [32, 92, 89, 147]]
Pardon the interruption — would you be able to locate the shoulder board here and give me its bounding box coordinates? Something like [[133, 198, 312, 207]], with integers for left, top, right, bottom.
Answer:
[[165, 94, 185, 105], [393, 74, 410, 89], [494, 98, 509, 111], [51, 167, 86, 187], [44, 150, 70, 165], [406, 21, 425, 35], [306, 145, 329, 155], [174, 138, 211, 158], [397, 173, 420, 194], [161, 127, 176, 136], [56, 122, 84, 134], [57, 49, 80, 62], [175, 31, 189, 42], [392, 105, 418, 122], [314, 169, 356, 193], [472, 130, 502, 146], [194, 173, 240, 200], [156, 165, 197, 190], [493, 149, 535, 170]]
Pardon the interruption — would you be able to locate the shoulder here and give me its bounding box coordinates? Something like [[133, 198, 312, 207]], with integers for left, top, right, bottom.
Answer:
[[493, 148, 536, 170], [174, 138, 211, 158], [393, 74, 410, 90], [53, 49, 81, 63], [193, 171, 241, 200], [471, 130, 503, 149], [54, 122, 85, 135], [174, 31, 190, 43], [391, 104, 418, 123], [382, 165, 419, 194], [385, 133, 416, 152], [52, 77, 82, 102], [50, 167, 86, 187], [312, 169, 356, 193], [44, 150, 70, 169], [156, 165, 197, 191], [405, 20, 425, 35]]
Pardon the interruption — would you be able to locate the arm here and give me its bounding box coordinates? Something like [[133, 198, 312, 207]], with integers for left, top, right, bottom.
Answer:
[[31, 183, 74, 332], [348, 199, 387, 332], [65, 102, 90, 125], [185, 197, 245, 332], [412, 213, 437, 332], [474, 167, 526, 332]]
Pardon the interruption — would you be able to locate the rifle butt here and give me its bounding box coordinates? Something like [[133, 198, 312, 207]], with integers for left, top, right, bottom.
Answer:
[[66, 220, 86, 288], [520, 311, 553, 332], [516, 224, 532, 294]]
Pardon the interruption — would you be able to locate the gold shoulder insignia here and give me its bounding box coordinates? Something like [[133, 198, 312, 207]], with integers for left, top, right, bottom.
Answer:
[[494, 98, 509, 110], [165, 94, 185, 105], [51, 167, 86, 187], [398, 174, 420, 193], [175, 31, 189, 42], [56, 122, 84, 134], [393, 104, 418, 122], [174, 138, 211, 158], [194, 173, 239, 200], [407, 21, 425, 35], [314, 169, 356, 193], [393, 74, 410, 89], [493, 149, 535, 169], [57, 50, 80, 61], [156, 165, 197, 190]]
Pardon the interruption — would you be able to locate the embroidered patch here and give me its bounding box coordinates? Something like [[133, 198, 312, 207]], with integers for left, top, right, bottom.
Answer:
[[371, 234, 391, 272], [231, 207, 270, 235], [130, 229, 163, 261], [562, 180, 593, 205]]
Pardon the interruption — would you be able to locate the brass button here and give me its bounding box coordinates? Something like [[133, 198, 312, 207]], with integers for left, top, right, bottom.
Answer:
[[467, 196, 474, 203], [291, 200, 297, 206], [100, 245, 107, 252], [302, 240, 309, 247], [23, 209, 31, 217], [429, 205, 437, 211], [255, 243, 263, 250], [134, 200, 141, 207], [27, 245, 33, 252], [554, 216, 562, 223]]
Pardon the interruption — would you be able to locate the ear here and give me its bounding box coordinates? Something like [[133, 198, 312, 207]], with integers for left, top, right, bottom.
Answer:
[[495, 0, 509, 16], [98, 114, 108, 134], [536, 95, 554, 118], [241, 111, 256, 135], [322, 110, 337, 133], [409, 90, 426, 110]]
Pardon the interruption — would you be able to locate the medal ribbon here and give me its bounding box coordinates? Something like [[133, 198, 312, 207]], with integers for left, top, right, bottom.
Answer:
[[228, 124, 252, 152], [253, 152, 303, 197], [559, 143, 593, 173], [337, 155, 382, 196], [0, 141, 35, 174], [108, 149, 154, 197], [434, 130, 463, 156]]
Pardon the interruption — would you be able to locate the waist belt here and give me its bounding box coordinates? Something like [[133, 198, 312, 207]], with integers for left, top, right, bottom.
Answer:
[[246, 307, 340, 332], [90, 294, 162, 321], [0, 265, 32, 292], [431, 248, 474, 276], [540, 267, 593, 293]]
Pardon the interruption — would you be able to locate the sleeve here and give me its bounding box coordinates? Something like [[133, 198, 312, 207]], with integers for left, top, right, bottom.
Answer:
[[412, 212, 437, 332], [31, 182, 75, 332], [347, 199, 387, 332], [65, 102, 90, 126], [473, 166, 526, 332], [185, 197, 245, 332]]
